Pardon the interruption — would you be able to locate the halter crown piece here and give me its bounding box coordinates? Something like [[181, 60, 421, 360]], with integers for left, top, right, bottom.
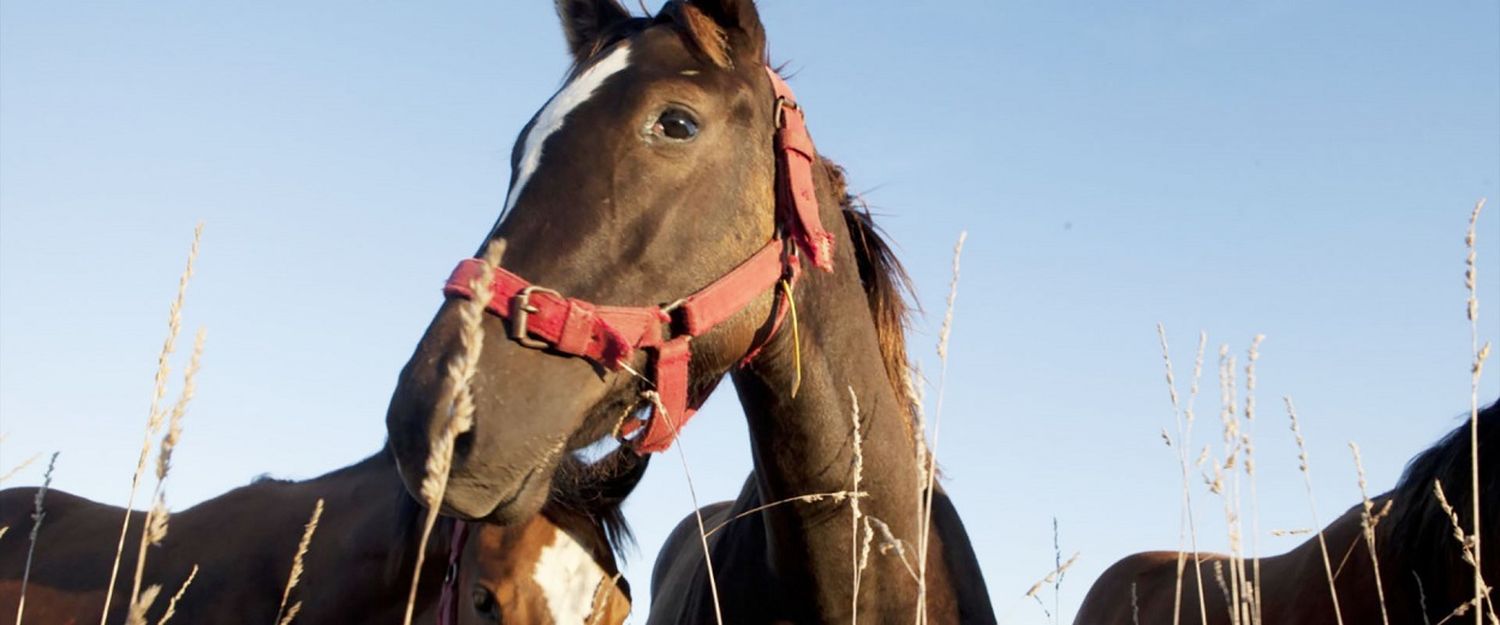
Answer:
[[441, 68, 832, 455]]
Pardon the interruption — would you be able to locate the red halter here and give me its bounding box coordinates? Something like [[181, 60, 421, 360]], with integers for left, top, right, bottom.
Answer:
[[442, 68, 831, 454], [438, 520, 470, 625]]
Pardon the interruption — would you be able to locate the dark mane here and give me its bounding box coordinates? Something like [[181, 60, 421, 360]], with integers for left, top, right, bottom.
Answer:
[[1388, 400, 1499, 580], [822, 158, 921, 435]]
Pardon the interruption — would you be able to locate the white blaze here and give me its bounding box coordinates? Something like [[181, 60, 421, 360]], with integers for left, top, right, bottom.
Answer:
[[503, 44, 634, 217], [533, 529, 610, 624]]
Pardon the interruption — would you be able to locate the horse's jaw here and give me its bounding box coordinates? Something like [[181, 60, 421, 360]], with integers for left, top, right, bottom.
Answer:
[[384, 298, 616, 524]]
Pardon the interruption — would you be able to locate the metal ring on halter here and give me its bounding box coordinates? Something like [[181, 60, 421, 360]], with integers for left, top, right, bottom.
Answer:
[[509, 285, 562, 349], [774, 95, 800, 128]]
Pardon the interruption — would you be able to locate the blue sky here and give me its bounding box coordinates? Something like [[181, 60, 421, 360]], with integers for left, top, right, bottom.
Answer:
[[2, 1, 1497, 621]]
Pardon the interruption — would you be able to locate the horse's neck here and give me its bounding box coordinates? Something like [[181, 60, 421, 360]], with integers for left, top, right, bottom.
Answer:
[[730, 218, 954, 622], [1250, 504, 1381, 624], [246, 451, 448, 622]]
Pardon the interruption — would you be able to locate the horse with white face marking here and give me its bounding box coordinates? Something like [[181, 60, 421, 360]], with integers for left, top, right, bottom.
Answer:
[[0, 447, 642, 625]]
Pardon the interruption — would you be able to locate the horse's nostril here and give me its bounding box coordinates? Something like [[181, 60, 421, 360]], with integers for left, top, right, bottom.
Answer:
[[454, 426, 477, 458]]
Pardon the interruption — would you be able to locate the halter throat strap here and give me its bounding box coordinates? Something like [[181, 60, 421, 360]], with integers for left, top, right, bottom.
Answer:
[[441, 68, 830, 454]]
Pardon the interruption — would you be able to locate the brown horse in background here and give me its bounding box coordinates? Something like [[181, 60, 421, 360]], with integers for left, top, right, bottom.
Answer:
[[1075, 401, 1499, 625], [0, 446, 641, 624]]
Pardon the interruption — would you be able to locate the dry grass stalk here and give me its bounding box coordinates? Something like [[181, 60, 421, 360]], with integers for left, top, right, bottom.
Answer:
[[102, 223, 203, 625], [124, 585, 161, 625], [700, 491, 868, 538], [917, 231, 966, 625], [1411, 571, 1434, 625], [864, 515, 917, 581], [14, 451, 57, 625], [908, 363, 930, 489], [1465, 198, 1489, 625], [1211, 345, 1246, 625], [156, 329, 205, 482], [1243, 335, 1265, 625], [647, 391, 724, 625], [0, 453, 41, 486], [401, 240, 505, 625], [1285, 396, 1344, 625], [848, 386, 869, 623], [155, 565, 197, 625], [1157, 326, 1210, 625], [128, 328, 205, 615], [1433, 480, 1498, 623], [275, 498, 324, 625], [1025, 552, 1080, 604], [1349, 442, 1391, 625], [1132, 581, 1141, 625], [274, 604, 302, 625]]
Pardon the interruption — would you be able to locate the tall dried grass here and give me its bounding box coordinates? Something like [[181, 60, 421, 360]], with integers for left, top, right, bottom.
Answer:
[[399, 239, 505, 625], [1464, 198, 1491, 625], [13, 452, 58, 625], [1284, 396, 1344, 625], [126, 329, 205, 618], [275, 498, 324, 625], [101, 223, 203, 624], [1348, 442, 1391, 625], [916, 231, 966, 625], [1157, 326, 1210, 625]]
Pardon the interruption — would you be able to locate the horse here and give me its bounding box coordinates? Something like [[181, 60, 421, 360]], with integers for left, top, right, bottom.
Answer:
[[1074, 401, 1499, 625], [383, 1, 994, 621], [0, 446, 641, 624]]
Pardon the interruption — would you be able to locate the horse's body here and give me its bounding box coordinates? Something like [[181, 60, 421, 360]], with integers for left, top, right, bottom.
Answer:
[[651, 476, 995, 624], [1075, 402, 1499, 625], [0, 448, 638, 625], [383, 1, 994, 621]]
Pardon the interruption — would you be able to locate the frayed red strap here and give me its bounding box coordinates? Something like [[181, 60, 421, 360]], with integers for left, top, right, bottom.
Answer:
[[767, 68, 834, 272]]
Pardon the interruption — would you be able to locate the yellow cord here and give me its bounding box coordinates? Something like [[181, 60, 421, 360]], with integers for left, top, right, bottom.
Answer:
[[780, 279, 802, 398]]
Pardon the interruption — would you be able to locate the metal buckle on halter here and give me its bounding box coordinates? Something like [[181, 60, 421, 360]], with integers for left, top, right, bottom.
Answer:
[[510, 285, 562, 349], [774, 96, 800, 129]]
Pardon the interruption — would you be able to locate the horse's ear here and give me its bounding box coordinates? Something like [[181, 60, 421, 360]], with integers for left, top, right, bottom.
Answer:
[[555, 0, 633, 63], [685, 0, 767, 66]]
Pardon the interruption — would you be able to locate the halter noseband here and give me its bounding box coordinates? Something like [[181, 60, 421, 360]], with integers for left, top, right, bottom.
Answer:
[[441, 68, 830, 455]]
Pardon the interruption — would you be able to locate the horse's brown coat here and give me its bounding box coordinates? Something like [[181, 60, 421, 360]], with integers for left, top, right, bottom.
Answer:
[[1075, 402, 1499, 625]]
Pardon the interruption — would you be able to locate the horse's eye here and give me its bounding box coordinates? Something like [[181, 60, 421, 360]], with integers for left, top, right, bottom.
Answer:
[[653, 108, 699, 141], [471, 587, 500, 622]]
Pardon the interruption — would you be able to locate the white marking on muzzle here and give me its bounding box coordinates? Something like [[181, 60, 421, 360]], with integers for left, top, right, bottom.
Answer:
[[533, 529, 610, 624], [502, 44, 634, 218]]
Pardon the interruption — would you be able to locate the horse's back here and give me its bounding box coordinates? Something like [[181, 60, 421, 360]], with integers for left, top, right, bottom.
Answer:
[[650, 500, 734, 601], [0, 487, 130, 577], [1074, 551, 1195, 625], [929, 486, 997, 624]]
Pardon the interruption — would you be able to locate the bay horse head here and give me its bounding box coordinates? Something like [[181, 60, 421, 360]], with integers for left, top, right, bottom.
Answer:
[[386, 0, 831, 522], [454, 451, 642, 625]]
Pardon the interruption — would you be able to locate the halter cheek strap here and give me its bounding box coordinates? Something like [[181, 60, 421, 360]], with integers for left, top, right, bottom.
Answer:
[[441, 68, 830, 454], [438, 520, 470, 625]]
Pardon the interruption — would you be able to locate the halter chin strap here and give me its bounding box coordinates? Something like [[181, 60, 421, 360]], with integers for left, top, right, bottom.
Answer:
[[442, 68, 830, 454]]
